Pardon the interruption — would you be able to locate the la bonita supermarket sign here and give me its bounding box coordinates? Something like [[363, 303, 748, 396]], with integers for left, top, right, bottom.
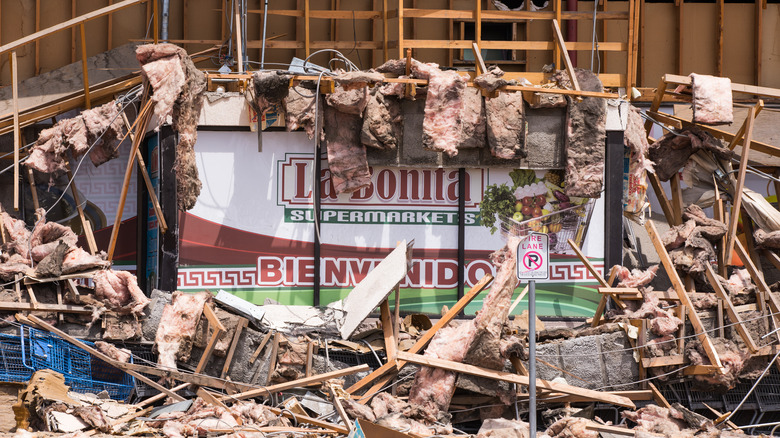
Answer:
[[277, 155, 485, 225]]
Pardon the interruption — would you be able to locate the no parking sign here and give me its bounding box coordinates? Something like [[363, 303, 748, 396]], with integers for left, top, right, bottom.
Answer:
[[516, 233, 549, 280]]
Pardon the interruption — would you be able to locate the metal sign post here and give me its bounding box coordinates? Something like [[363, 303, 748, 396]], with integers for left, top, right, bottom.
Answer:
[[516, 232, 549, 435]]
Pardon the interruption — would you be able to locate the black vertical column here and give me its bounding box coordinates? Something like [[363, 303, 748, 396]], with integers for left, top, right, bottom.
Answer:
[[313, 146, 321, 307], [158, 126, 179, 292], [604, 130, 624, 273], [137, 140, 148, 293], [457, 167, 466, 300]]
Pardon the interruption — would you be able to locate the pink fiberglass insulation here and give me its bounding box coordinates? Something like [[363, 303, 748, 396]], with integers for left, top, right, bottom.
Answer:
[[409, 237, 519, 413], [361, 86, 403, 150], [485, 90, 526, 159], [615, 265, 659, 288], [691, 73, 733, 125], [557, 69, 606, 198], [284, 85, 321, 140], [60, 117, 90, 157], [136, 44, 187, 123], [29, 213, 78, 262], [61, 247, 111, 274], [95, 341, 131, 363], [623, 292, 682, 336], [0, 254, 31, 281], [623, 405, 689, 436], [457, 87, 486, 150], [546, 417, 599, 438], [685, 337, 748, 389], [0, 209, 32, 260], [754, 229, 780, 250], [323, 92, 372, 194], [326, 85, 368, 116], [155, 291, 211, 371], [94, 269, 150, 315], [661, 220, 697, 250], [83, 101, 124, 167], [421, 69, 466, 157], [26, 125, 69, 174]]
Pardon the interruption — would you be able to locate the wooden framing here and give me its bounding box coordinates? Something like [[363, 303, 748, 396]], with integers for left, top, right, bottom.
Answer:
[[644, 221, 724, 372], [724, 106, 757, 265], [397, 351, 635, 408], [10, 51, 20, 211], [705, 264, 760, 353], [221, 317, 247, 379]]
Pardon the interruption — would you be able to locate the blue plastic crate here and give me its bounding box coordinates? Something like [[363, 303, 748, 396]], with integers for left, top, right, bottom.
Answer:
[[22, 326, 135, 401], [0, 328, 33, 383]]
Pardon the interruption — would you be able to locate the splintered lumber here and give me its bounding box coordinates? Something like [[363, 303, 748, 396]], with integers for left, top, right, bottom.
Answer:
[[10, 51, 20, 210], [380, 299, 397, 360], [734, 240, 780, 342], [725, 106, 756, 265], [327, 383, 354, 433], [551, 19, 580, 92], [219, 364, 369, 402], [704, 264, 760, 353], [221, 317, 247, 379], [568, 239, 608, 286], [249, 330, 274, 364], [648, 382, 672, 409], [508, 285, 530, 315], [396, 351, 635, 408], [27, 315, 185, 402], [0, 302, 92, 314], [346, 274, 493, 395], [266, 406, 349, 435], [644, 221, 724, 372]]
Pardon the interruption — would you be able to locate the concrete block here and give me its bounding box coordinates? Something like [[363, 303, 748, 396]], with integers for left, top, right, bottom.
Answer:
[[559, 335, 605, 389], [523, 106, 565, 169], [600, 331, 639, 390], [535, 341, 563, 382], [142, 289, 172, 342], [399, 99, 440, 167]]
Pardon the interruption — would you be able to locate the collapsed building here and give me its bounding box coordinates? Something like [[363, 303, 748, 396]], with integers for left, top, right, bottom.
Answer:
[[0, 0, 779, 437]]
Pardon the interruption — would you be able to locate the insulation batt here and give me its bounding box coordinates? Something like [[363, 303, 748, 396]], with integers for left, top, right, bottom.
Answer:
[[1, 209, 32, 260], [60, 248, 110, 274], [93, 270, 150, 315], [474, 66, 516, 93], [623, 404, 689, 436], [556, 69, 607, 198], [615, 265, 659, 288], [623, 106, 654, 215], [413, 60, 467, 157], [82, 101, 124, 167], [361, 85, 403, 150], [0, 255, 31, 281], [323, 87, 372, 194], [545, 417, 598, 438], [457, 87, 487, 150], [94, 341, 131, 363], [623, 292, 682, 336], [155, 291, 211, 371], [409, 237, 520, 413], [691, 73, 733, 125], [485, 86, 526, 159], [754, 229, 780, 250], [29, 211, 78, 262], [284, 85, 321, 139], [136, 43, 206, 211], [649, 126, 733, 181], [333, 70, 385, 90], [685, 337, 748, 389], [251, 71, 291, 116]]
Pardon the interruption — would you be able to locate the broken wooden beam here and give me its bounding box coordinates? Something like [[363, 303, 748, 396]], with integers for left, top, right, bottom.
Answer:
[[644, 221, 724, 372], [705, 263, 760, 353], [396, 351, 635, 408]]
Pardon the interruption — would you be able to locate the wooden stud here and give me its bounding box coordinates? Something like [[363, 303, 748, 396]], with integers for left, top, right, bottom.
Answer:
[[327, 383, 354, 433], [742, 212, 763, 279], [80, 25, 91, 109], [735, 240, 780, 345], [234, 0, 243, 72], [380, 299, 397, 360], [625, 0, 635, 89], [755, 0, 763, 85], [725, 106, 756, 265], [472, 42, 487, 76], [648, 382, 671, 409], [645, 221, 724, 371], [250, 331, 274, 364], [10, 52, 20, 211], [347, 274, 493, 395], [196, 324, 223, 374], [35, 0, 40, 75], [266, 406, 349, 435], [648, 173, 677, 227], [26, 168, 39, 211], [727, 101, 764, 150], [554, 0, 562, 68], [397, 0, 404, 59], [108, 0, 114, 50], [713, 188, 727, 277], [508, 285, 530, 315], [591, 296, 608, 327], [568, 239, 608, 286], [383, 0, 388, 62], [669, 175, 684, 225], [552, 20, 580, 91], [643, 77, 667, 133], [305, 341, 314, 377], [28, 315, 185, 402], [717, 0, 724, 77], [25, 284, 39, 310], [108, 99, 153, 261], [72, 0, 77, 63], [393, 285, 400, 350], [677, 0, 683, 75], [66, 166, 98, 255], [221, 364, 370, 404], [475, 0, 482, 52], [120, 112, 167, 233], [304, 0, 310, 57], [221, 317, 247, 379], [266, 333, 280, 384], [706, 264, 759, 353], [397, 351, 636, 408]]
